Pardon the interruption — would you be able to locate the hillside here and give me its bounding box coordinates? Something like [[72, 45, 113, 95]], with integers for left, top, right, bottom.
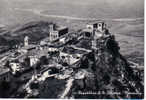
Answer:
[[0, 19, 144, 67], [0, 21, 55, 47], [37, 34, 144, 99], [0, 20, 143, 99], [0, 0, 144, 26]]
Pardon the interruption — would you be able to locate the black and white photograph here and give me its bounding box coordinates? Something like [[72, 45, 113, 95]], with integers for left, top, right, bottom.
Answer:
[[0, 0, 144, 99]]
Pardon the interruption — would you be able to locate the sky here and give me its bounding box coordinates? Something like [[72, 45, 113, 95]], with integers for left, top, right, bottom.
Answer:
[[0, 0, 144, 25]]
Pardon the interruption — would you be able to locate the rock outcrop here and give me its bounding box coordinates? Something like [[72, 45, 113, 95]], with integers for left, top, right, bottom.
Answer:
[[69, 35, 144, 99]]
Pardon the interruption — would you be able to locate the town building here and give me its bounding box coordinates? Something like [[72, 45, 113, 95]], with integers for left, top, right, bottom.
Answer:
[[59, 46, 87, 65], [26, 56, 39, 67], [0, 67, 11, 83], [9, 62, 21, 74], [59, 51, 81, 65], [86, 21, 106, 33], [81, 21, 107, 40], [49, 24, 68, 42], [80, 21, 111, 50], [17, 36, 36, 54]]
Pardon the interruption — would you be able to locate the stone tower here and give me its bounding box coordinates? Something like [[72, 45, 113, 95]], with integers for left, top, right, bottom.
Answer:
[[97, 22, 106, 32], [24, 36, 29, 47], [49, 24, 54, 33], [49, 24, 54, 42]]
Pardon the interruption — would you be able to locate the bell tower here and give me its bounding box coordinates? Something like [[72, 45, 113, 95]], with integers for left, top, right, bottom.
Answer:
[[24, 36, 29, 47]]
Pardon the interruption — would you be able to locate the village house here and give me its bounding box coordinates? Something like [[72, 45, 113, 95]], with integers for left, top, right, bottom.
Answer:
[[59, 46, 86, 65]]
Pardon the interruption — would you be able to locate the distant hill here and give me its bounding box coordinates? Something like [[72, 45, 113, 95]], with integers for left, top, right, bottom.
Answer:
[[0, 21, 54, 46], [0, 0, 144, 25]]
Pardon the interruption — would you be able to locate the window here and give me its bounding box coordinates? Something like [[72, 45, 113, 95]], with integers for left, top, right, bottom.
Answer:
[[85, 32, 91, 37], [61, 56, 65, 59], [3, 76, 6, 81], [88, 26, 92, 29], [98, 23, 102, 27]]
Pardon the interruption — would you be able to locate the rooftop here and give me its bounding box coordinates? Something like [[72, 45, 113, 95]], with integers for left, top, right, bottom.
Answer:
[[82, 28, 93, 32], [26, 47, 49, 58], [61, 46, 87, 55], [21, 44, 36, 50]]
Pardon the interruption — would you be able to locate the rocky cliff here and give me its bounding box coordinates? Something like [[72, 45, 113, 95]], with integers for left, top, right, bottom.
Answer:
[[69, 35, 144, 99]]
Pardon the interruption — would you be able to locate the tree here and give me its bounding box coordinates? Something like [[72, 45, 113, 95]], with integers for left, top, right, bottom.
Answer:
[[0, 81, 11, 97]]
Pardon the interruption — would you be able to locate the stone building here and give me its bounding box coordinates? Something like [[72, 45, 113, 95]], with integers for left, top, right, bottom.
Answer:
[[9, 62, 21, 74], [24, 36, 29, 47], [49, 24, 68, 42], [86, 21, 106, 33], [0, 68, 11, 84]]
